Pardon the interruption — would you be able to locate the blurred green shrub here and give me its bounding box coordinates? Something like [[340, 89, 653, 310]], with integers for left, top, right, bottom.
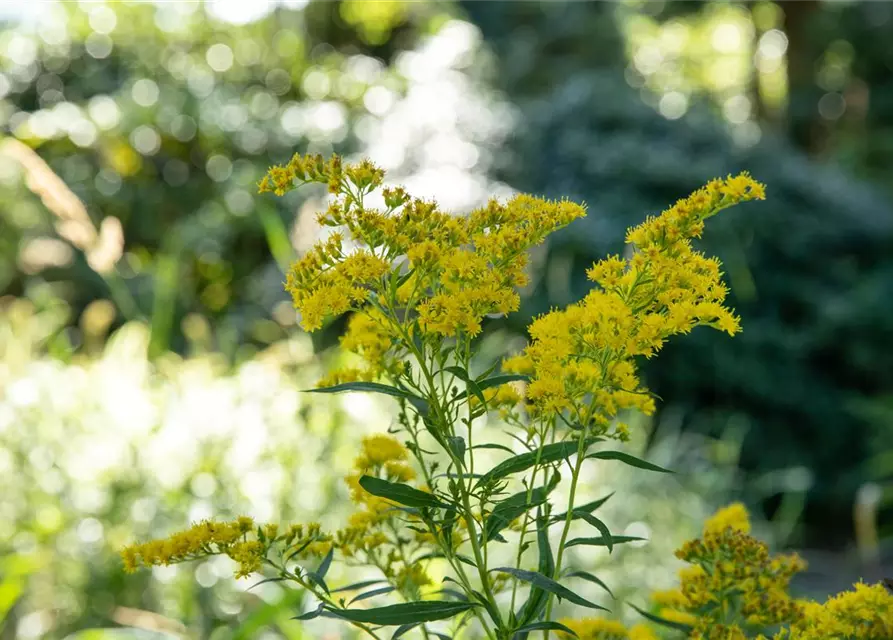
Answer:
[[0, 1, 459, 359]]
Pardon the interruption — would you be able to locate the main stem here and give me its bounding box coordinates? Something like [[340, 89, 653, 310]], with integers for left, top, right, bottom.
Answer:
[[404, 390, 499, 640], [397, 326, 504, 638], [541, 433, 588, 637], [421, 362, 505, 632]]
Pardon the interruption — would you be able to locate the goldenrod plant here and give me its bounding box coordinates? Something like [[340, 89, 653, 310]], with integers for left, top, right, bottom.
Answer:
[[640, 504, 893, 640], [123, 154, 767, 639]]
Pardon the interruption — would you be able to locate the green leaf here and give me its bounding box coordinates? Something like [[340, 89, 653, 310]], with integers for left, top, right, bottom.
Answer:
[[475, 373, 529, 389], [324, 601, 475, 626], [447, 436, 466, 463], [628, 603, 694, 633], [454, 554, 477, 568], [535, 510, 554, 578], [516, 508, 554, 627], [349, 586, 396, 605], [316, 546, 334, 579], [552, 493, 614, 522], [392, 623, 421, 639], [306, 571, 330, 594], [493, 567, 607, 611], [443, 366, 487, 406], [477, 438, 595, 488], [514, 621, 579, 636], [332, 579, 386, 593], [484, 475, 559, 542], [455, 373, 529, 401], [247, 576, 287, 591], [574, 512, 615, 552], [472, 443, 516, 455], [586, 450, 672, 473], [566, 571, 614, 598], [565, 535, 644, 549], [359, 475, 452, 510], [292, 603, 324, 621], [307, 382, 429, 415]]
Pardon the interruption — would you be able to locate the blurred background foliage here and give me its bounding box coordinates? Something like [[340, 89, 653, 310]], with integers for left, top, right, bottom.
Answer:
[[0, 0, 891, 638], [461, 0, 893, 548]]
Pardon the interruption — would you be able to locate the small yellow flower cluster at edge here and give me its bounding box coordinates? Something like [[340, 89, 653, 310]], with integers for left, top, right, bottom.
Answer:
[[645, 503, 893, 640]]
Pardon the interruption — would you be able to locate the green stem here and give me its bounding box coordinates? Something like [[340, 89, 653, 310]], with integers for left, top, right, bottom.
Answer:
[[268, 561, 384, 640], [399, 346, 499, 640], [541, 433, 588, 637], [508, 421, 550, 615], [408, 339, 505, 634]]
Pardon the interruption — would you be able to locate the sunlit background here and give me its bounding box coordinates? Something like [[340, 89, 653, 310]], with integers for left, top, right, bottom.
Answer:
[[1, 1, 891, 638]]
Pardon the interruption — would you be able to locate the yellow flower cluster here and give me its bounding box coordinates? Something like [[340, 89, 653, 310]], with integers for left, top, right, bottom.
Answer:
[[262, 155, 585, 337], [395, 563, 433, 599], [349, 433, 416, 486], [643, 505, 893, 639], [504, 174, 765, 425], [344, 434, 420, 547], [777, 582, 893, 640], [558, 617, 657, 640], [643, 504, 890, 640], [257, 152, 384, 197], [315, 309, 399, 387], [703, 502, 751, 535], [121, 516, 259, 577], [673, 512, 806, 635]]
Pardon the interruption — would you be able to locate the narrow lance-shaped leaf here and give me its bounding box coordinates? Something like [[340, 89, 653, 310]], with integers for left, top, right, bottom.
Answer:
[[472, 443, 515, 455], [574, 512, 616, 553], [455, 373, 529, 401], [514, 621, 579, 637], [565, 535, 645, 549], [325, 601, 476, 626], [446, 436, 466, 464], [359, 476, 453, 510], [492, 567, 607, 611], [332, 579, 386, 594], [628, 603, 694, 633], [484, 474, 559, 542], [586, 450, 672, 473], [307, 381, 429, 416], [292, 603, 325, 621], [565, 571, 614, 599], [476, 438, 598, 488], [316, 545, 334, 579], [392, 623, 421, 639], [248, 576, 286, 591], [516, 508, 554, 627], [443, 366, 487, 407], [349, 586, 396, 605], [551, 492, 615, 523]]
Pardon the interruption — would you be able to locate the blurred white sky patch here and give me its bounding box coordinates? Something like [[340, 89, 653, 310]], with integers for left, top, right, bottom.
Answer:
[[0, 0, 310, 27], [361, 19, 518, 212]]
